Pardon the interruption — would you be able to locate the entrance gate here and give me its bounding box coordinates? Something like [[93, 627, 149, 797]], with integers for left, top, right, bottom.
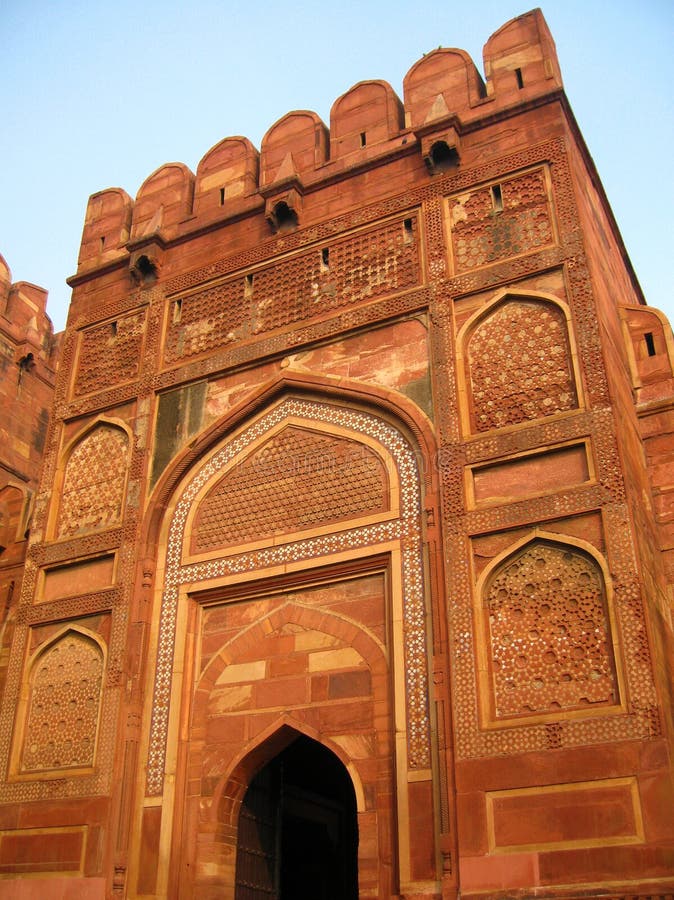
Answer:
[[234, 736, 358, 899]]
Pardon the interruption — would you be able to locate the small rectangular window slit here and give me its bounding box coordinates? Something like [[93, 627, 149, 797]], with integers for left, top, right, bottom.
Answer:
[[321, 248, 330, 270], [110, 321, 117, 337], [491, 184, 504, 212], [360, 132, 367, 148], [644, 332, 657, 357], [99, 236, 106, 251], [219, 187, 225, 206], [244, 274, 254, 297], [515, 67, 524, 89], [403, 218, 414, 243], [173, 299, 182, 324]]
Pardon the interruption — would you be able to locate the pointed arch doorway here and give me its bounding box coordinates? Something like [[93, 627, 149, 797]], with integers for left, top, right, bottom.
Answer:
[[235, 735, 358, 900]]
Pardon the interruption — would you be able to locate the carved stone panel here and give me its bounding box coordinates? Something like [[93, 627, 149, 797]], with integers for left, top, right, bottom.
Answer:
[[467, 298, 578, 432], [73, 311, 146, 397], [20, 631, 103, 772], [448, 168, 554, 274], [164, 215, 421, 365], [191, 425, 389, 554], [55, 425, 129, 539], [483, 541, 618, 721]]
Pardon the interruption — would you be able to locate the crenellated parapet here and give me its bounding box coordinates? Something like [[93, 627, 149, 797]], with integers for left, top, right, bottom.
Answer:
[[72, 8, 563, 278], [0, 254, 57, 362], [0, 252, 59, 468]]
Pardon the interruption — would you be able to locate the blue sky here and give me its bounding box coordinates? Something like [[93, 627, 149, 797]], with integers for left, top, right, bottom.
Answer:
[[1, 1, 672, 332]]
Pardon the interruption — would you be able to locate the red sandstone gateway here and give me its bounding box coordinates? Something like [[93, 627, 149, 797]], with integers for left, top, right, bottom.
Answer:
[[0, 8, 672, 899]]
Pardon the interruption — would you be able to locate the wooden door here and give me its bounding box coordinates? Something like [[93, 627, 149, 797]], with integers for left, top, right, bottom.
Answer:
[[234, 764, 280, 899]]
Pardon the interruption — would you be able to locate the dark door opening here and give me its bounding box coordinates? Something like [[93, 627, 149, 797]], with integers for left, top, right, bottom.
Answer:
[[234, 735, 358, 899]]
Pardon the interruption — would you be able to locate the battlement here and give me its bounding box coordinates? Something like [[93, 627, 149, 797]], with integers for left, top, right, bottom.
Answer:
[[0, 253, 58, 363], [75, 8, 563, 274]]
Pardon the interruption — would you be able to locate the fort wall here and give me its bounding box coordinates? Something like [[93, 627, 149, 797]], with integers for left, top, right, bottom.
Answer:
[[0, 9, 672, 899], [0, 256, 59, 712]]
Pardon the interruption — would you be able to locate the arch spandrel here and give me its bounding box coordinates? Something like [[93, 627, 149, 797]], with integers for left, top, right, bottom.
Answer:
[[192, 597, 388, 783]]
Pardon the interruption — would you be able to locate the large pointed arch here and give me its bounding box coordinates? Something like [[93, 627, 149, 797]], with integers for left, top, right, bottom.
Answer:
[[131, 372, 446, 899], [145, 390, 431, 793]]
